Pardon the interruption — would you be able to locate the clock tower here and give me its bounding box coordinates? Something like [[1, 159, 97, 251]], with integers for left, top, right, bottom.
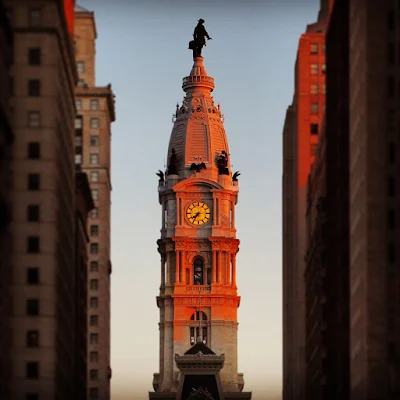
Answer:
[[153, 55, 246, 396]]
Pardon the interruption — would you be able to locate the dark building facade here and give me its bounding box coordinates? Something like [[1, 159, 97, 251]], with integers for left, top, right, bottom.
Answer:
[[305, 1, 350, 399], [282, 2, 332, 398], [75, 171, 94, 399], [324, 0, 350, 398], [0, 0, 13, 397], [304, 119, 327, 400], [2, 0, 81, 397], [348, 0, 400, 398]]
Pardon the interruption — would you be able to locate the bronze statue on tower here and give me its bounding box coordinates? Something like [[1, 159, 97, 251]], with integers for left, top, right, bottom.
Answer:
[[188, 19, 212, 59]]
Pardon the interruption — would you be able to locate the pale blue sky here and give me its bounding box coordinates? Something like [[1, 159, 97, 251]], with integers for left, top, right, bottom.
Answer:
[[81, 1, 319, 399]]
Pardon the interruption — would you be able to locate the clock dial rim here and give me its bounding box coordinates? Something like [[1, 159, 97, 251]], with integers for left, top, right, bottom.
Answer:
[[186, 201, 212, 226]]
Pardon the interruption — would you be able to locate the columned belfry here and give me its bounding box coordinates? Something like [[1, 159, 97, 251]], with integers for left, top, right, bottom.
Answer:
[[150, 22, 250, 400]]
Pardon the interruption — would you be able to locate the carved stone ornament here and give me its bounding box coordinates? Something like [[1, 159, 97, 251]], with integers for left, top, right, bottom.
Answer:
[[174, 239, 210, 251], [210, 239, 239, 252], [186, 251, 198, 263]]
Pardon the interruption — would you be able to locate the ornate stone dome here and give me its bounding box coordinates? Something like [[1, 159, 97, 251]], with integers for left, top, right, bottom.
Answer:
[[167, 57, 230, 181]]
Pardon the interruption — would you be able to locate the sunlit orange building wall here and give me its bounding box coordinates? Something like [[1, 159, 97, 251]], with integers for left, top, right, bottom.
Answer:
[[282, 1, 333, 399], [64, 0, 75, 35]]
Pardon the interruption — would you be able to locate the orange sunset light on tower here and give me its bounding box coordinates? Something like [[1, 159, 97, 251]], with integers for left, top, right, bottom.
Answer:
[[149, 19, 251, 400]]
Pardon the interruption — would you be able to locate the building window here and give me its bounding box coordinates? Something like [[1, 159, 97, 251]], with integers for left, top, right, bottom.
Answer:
[[90, 333, 99, 345], [90, 369, 99, 380], [90, 351, 98, 362], [91, 189, 99, 200], [28, 80, 41, 96], [90, 279, 99, 290], [28, 111, 41, 127], [91, 99, 99, 110], [90, 243, 99, 255], [27, 236, 40, 253], [388, 176, 396, 197], [28, 174, 40, 190], [322, 44, 325, 54], [27, 268, 39, 284], [26, 330, 39, 347], [29, 9, 41, 27], [26, 362, 39, 379], [91, 208, 99, 219], [90, 118, 99, 129], [189, 311, 208, 345], [75, 136, 83, 146], [389, 242, 396, 263], [311, 103, 318, 114], [76, 61, 84, 73], [26, 394, 39, 400], [322, 84, 326, 94], [90, 153, 99, 164], [388, 9, 395, 31], [311, 144, 318, 156], [90, 171, 99, 182], [90, 135, 99, 146], [90, 315, 99, 327], [27, 205, 40, 222], [388, 42, 395, 64], [310, 43, 319, 54], [28, 142, 41, 159], [388, 209, 395, 230], [89, 388, 99, 399], [28, 48, 41, 65], [389, 142, 396, 164], [75, 154, 82, 165], [90, 261, 99, 272], [90, 297, 98, 308], [193, 258, 204, 285], [76, 99, 82, 110], [90, 225, 99, 236], [5, 8, 12, 22], [388, 76, 395, 98], [75, 116, 83, 129], [77, 79, 86, 87], [322, 64, 326, 74], [26, 299, 39, 316], [311, 84, 318, 94], [310, 64, 318, 75], [310, 124, 319, 135]]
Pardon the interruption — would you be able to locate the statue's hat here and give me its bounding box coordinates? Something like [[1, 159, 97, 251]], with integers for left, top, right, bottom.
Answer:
[[198, 18, 205, 23]]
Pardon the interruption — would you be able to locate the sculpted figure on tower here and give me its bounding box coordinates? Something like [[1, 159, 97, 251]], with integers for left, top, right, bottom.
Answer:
[[189, 19, 212, 59]]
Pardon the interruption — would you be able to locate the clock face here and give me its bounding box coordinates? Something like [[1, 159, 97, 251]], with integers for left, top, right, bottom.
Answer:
[[186, 201, 211, 226]]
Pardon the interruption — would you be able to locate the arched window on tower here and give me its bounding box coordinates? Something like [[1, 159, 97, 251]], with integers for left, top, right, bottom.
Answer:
[[189, 311, 208, 345], [193, 258, 204, 285]]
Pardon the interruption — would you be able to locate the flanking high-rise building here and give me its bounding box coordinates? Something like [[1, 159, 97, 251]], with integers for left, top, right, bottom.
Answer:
[[282, 2, 332, 399], [74, 5, 116, 399]]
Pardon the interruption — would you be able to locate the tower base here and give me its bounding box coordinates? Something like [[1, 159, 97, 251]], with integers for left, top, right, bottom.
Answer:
[[149, 341, 251, 400]]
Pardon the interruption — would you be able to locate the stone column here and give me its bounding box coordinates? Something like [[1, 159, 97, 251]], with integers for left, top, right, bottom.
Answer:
[[162, 201, 166, 229], [226, 252, 230, 285], [177, 197, 181, 225], [166, 252, 170, 285], [232, 254, 236, 287], [213, 197, 217, 225], [231, 201, 235, 229], [161, 256, 165, 287], [181, 250, 185, 284], [176, 251, 180, 283], [212, 250, 217, 283], [218, 251, 222, 283]]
